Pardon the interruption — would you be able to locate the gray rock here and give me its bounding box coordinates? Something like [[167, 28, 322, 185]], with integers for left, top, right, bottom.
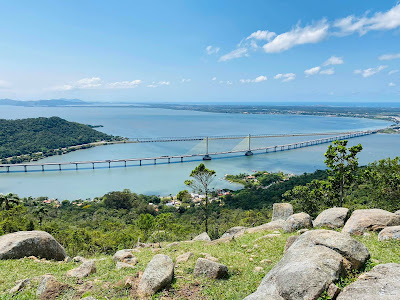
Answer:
[[194, 258, 228, 279], [337, 263, 400, 300], [272, 203, 293, 221], [245, 230, 369, 300], [395, 210, 400, 215], [283, 236, 298, 253], [176, 252, 193, 263], [378, 226, 400, 241], [165, 242, 180, 248], [192, 232, 211, 241], [342, 209, 400, 235], [220, 226, 247, 238], [37, 275, 69, 299], [246, 220, 285, 234], [116, 262, 135, 270], [9, 278, 30, 294], [244, 294, 285, 300], [66, 260, 96, 278], [283, 213, 313, 233], [112, 249, 138, 265], [0, 231, 67, 261], [327, 283, 341, 299], [72, 256, 86, 263], [81, 297, 98, 300], [313, 207, 349, 229], [137, 254, 174, 296]]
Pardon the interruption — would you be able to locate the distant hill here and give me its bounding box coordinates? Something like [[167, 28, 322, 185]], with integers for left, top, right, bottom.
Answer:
[[0, 98, 88, 107], [0, 116, 120, 161]]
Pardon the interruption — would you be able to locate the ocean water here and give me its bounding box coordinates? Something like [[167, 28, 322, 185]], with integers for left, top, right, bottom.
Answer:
[[0, 105, 397, 199]]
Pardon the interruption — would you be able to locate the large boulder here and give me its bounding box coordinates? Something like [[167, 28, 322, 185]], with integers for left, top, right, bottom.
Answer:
[[137, 254, 174, 296], [66, 260, 96, 278], [244, 230, 369, 300], [313, 207, 349, 229], [194, 258, 229, 279], [342, 209, 400, 235], [283, 213, 313, 233], [192, 232, 211, 241], [378, 226, 400, 241], [0, 231, 67, 261], [220, 226, 247, 238], [337, 263, 400, 300], [272, 203, 293, 221]]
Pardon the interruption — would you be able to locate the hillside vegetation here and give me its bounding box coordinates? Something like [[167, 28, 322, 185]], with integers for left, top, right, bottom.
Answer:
[[0, 117, 122, 163]]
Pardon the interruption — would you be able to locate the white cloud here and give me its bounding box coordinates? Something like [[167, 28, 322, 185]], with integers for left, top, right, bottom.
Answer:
[[158, 81, 170, 85], [146, 81, 170, 88], [0, 80, 11, 88], [107, 80, 142, 89], [206, 45, 220, 55], [263, 20, 329, 53], [379, 53, 400, 61], [304, 66, 321, 76], [227, 81, 233, 85], [212, 77, 217, 81], [389, 82, 396, 87], [246, 30, 276, 41], [146, 84, 158, 88], [76, 77, 102, 88], [320, 68, 335, 75], [334, 4, 400, 35], [323, 56, 344, 66], [389, 70, 399, 75], [219, 48, 248, 62], [181, 78, 191, 83], [240, 75, 268, 83], [274, 73, 296, 82], [354, 65, 387, 77]]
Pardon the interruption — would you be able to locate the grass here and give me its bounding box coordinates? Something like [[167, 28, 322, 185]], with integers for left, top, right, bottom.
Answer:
[[0, 230, 399, 299]]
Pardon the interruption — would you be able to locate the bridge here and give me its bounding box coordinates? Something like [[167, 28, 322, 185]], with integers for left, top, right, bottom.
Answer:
[[0, 129, 377, 173]]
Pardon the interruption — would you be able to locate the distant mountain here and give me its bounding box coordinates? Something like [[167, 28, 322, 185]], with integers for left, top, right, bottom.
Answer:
[[0, 98, 89, 107]]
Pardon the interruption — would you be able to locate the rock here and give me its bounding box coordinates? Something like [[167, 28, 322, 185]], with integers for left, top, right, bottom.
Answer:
[[193, 258, 229, 279], [64, 256, 72, 263], [137, 254, 174, 296], [66, 260, 96, 278], [192, 232, 211, 241], [342, 209, 400, 235], [72, 256, 87, 263], [283, 236, 298, 253], [272, 203, 293, 221], [0, 231, 67, 261], [246, 220, 285, 234], [395, 210, 400, 215], [378, 225, 400, 241], [254, 267, 264, 273], [9, 278, 30, 294], [112, 249, 138, 265], [245, 294, 285, 300], [176, 252, 193, 263], [337, 263, 400, 300], [283, 212, 313, 233], [313, 207, 349, 229], [241, 244, 248, 248], [244, 230, 369, 300], [255, 234, 281, 242], [165, 242, 180, 248], [200, 253, 219, 262], [326, 283, 341, 299], [260, 259, 272, 264], [36, 275, 70, 300], [116, 262, 135, 270], [220, 226, 247, 238], [297, 229, 309, 234], [81, 297, 98, 300]]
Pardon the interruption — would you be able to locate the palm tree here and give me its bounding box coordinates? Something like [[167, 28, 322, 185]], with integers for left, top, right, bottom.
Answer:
[[0, 193, 20, 211], [33, 204, 49, 226]]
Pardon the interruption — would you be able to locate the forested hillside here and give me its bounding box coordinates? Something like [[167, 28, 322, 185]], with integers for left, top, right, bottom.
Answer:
[[0, 116, 121, 161]]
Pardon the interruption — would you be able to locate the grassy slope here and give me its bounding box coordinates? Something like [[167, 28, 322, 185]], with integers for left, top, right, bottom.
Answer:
[[0, 230, 399, 299]]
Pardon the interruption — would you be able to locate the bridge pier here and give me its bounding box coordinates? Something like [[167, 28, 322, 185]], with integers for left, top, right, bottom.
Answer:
[[124, 160, 127, 167], [168, 158, 170, 163], [76, 164, 78, 170], [108, 161, 111, 168], [59, 164, 61, 171], [7, 166, 10, 173], [24, 165, 27, 172], [154, 159, 156, 165], [42, 165, 44, 172], [181, 157, 183, 162], [92, 163, 95, 169], [140, 160, 142, 166]]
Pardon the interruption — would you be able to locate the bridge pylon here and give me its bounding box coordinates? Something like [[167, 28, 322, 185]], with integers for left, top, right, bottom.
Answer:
[[203, 137, 212, 160], [245, 134, 253, 156]]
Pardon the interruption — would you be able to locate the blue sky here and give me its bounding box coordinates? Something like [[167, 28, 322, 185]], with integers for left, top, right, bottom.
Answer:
[[0, 1, 399, 103]]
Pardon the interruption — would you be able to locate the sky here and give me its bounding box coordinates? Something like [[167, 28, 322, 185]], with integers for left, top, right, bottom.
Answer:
[[0, 1, 400, 103]]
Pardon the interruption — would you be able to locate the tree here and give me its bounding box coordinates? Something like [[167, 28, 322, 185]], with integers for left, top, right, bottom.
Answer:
[[33, 204, 49, 226], [324, 140, 363, 206], [185, 163, 216, 233], [0, 193, 20, 211], [177, 190, 191, 204], [103, 190, 133, 210]]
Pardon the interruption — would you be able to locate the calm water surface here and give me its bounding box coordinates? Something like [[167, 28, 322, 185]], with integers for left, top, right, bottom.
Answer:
[[0, 106, 397, 199]]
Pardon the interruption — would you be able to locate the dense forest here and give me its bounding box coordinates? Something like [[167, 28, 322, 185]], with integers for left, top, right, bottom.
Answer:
[[0, 116, 122, 163]]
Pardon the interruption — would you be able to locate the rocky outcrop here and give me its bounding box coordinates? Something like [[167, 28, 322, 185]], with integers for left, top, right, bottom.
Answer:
[[337, 263, 400, 300], [36, 275, 70, 300], [313, 207, 349, 229], [272, 203, 293, 221], [192, 232, 211, 241], [137, 254, 174, 296], [0, 231, 67, 261], [112, 249, 138, 265], [283, 213, 313, 233], [66, 260, 96, 278], [194, 258, 229, 279], [221, 226, 247, 238], [244, 230, 370, 300], [378, 226, 400, 241], [342, 209, 400, 235]]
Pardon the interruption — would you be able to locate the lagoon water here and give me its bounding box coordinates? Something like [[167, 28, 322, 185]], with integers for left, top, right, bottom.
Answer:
[[0, 105, 398, 199]]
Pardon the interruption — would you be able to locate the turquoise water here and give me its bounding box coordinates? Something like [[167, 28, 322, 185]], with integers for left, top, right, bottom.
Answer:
[[0, 106, 397, 199]]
